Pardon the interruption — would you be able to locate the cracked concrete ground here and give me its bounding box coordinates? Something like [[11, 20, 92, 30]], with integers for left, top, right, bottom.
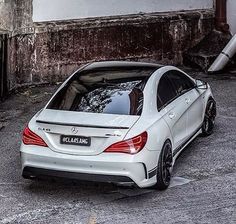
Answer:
[[0, 70, 235, 223]]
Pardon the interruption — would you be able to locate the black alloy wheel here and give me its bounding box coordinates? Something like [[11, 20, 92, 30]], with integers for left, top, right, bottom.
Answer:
[[155, 140, 173, 190], [202, 98, 217, 136]]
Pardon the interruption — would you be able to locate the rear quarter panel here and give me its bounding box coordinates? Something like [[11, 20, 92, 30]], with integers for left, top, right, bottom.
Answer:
[[125, 66, 174, 153]]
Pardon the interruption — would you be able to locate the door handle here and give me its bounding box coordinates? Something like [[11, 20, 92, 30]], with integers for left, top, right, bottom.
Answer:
[[185, 98, 191, 104], [169, 112, 176, 119]]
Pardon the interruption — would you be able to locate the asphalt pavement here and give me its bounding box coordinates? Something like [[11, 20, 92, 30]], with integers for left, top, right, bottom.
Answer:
[[0, 70, 235, 224]]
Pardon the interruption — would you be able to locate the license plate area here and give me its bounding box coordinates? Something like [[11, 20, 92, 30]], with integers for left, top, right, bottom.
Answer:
[[60, 135, 91, 146]]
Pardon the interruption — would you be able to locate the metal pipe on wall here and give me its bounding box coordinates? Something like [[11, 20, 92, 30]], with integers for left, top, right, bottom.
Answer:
[[0, 34, 8, 101], [208, 34, 236, 73], [207, 0, 233, 73], [215, 0, 229, 32]]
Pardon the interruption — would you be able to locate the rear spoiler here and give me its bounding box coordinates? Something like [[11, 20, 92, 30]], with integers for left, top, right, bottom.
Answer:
[[36, 120, 129, 130]]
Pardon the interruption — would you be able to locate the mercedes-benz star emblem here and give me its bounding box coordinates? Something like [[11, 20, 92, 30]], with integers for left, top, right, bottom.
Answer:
[[71, 127, 79, 134]]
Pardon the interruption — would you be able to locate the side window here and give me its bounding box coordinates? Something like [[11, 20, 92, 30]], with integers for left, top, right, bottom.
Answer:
[[157, 75, 177, 110], [167, 71, 195, 95]]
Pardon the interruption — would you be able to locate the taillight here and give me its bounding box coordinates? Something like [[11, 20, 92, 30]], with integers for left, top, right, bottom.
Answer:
[[104, 132, 148, 154], [22, 126, 48, 147]]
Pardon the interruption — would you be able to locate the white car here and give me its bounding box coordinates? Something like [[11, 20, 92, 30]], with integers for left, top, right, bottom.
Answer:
[[21, 61, 216, 190]]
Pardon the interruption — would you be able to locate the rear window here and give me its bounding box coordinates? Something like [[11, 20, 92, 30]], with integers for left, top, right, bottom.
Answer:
[[47, 68, 154, 115]]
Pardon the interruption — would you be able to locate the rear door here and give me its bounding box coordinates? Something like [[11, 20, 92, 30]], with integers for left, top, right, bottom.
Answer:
[[167, 71, 204, 138], [157, 73, 189, 150]]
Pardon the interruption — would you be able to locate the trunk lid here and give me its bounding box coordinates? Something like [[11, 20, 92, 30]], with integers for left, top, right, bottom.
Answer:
[[35, 109, 139, 155]]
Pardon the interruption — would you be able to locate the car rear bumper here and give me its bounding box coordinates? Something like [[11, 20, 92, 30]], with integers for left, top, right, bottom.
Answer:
[[20, 144, 158, 188], [23, 167, 134, 184]]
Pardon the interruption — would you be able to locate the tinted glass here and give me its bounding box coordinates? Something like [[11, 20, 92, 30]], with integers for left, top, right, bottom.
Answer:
[[157, 75, 177, 109], [47, 68, 155, 115], [167, 71, 195, 95]]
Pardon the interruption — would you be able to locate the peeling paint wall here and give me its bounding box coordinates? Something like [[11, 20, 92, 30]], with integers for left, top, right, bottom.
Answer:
[[12, 0, 33, 34], [8, 10, 214, 89], [0, 0, 215, 92], [0, 0, 14, 32]]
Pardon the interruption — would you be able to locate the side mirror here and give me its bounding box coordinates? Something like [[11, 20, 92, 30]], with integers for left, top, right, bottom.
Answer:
[[195, 79, 208, 90]]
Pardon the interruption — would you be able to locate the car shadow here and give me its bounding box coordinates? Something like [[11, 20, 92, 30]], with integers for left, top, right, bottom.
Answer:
[[23, 176, 156, 202]]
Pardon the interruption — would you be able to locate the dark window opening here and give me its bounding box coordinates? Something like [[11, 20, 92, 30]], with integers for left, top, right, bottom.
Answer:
[[157, 75, 177, 109], [167, 71, 195, 95], [157, 70, 195, 110]]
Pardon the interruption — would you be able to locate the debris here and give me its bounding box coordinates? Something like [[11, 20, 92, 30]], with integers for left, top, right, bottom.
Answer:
[[20, 90, 31, 97], [0, 124, 5, 131]]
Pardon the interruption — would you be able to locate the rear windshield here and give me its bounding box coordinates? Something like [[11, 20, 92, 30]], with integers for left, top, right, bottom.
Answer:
[[47, 68, 155, 115]]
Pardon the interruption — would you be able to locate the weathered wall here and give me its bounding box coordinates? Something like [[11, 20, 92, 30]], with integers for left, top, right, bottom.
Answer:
[[12, 0, 33, 34], [0, 0, 33, 34], [8, 10, 214, 89], [0, 0, 14, 32], [4, 0, 33, 90], [33, 0, 214, 22]]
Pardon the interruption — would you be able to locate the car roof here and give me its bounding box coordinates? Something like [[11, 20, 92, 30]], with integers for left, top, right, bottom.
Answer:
[[81, 61, 163, 72]]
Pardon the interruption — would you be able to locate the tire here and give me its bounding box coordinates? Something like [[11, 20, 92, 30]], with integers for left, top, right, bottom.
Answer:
[[154, 140, 173, 190], [201, 98, 216, 137]]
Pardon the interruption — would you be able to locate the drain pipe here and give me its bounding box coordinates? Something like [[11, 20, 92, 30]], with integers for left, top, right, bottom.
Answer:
[[215, 0, 229, 32], [208, 0, 232, 73], [208, 34, 236, 73]]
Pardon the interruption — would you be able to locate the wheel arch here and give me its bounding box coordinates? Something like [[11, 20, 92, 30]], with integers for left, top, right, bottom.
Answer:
[[163, 138, 172, 148], [204, 96, 216, 114]]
